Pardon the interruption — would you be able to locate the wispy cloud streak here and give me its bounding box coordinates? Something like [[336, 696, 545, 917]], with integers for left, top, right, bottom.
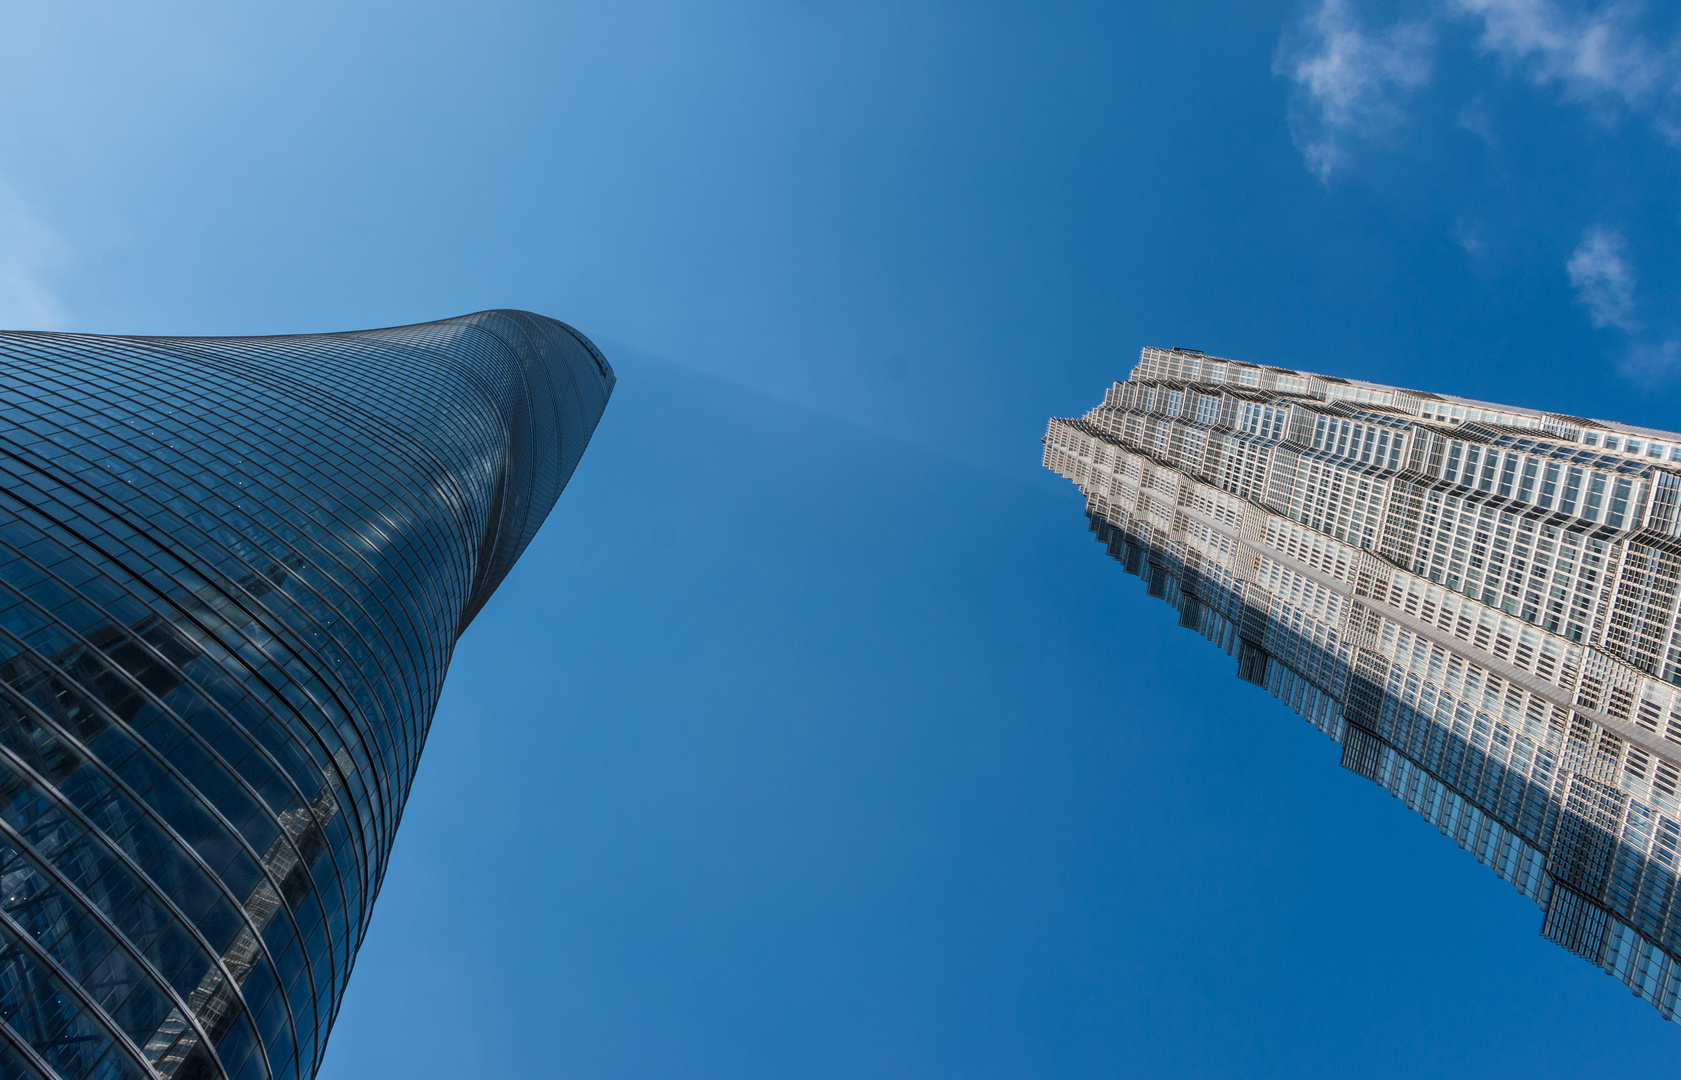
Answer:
[[1567, 225, 1638, 331], [1275, 0, 1434, 180], [1619, 338, 1681, 386], [1451, 0, 1675, 115], [1563, 225, 1681, 386], [1277, 0, 1681, 174]]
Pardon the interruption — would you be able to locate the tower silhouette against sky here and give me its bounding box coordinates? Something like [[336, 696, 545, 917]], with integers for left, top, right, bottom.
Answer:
[[0, 311, 611, 1080], [1046, 347, 1681, 1023]]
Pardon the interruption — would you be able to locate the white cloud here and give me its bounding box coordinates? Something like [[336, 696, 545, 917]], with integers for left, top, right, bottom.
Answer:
[[1458, 95, 1497, 143], [1451, 0, 1674, 113], [1276, 0, 1681, 174], [1276, 0, 1435, 179], [1274, 2, 1681, 382], [1453, 215, 1486, 255], [0, 184, 67, 331], [1619, 338, 1681, 385], [1567, 225, 1638, 331]]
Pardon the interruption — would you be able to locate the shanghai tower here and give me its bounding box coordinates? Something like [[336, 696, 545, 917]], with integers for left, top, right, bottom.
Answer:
[[0, 311, 613, 1080], [1047, 347, 1681, 1024]]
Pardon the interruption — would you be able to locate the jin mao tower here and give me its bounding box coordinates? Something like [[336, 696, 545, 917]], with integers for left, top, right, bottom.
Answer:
[[1045, 347, 1681, 1022]]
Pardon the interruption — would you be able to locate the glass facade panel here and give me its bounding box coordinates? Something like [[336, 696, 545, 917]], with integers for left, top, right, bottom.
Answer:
[[0, 311, 612, 1079]]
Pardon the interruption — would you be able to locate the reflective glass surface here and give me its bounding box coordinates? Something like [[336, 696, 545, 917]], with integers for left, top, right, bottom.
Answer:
[[0, 311, 613, 1080]]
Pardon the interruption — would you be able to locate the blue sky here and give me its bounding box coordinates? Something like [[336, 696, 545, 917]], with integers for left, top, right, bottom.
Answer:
[[4, 0, 1681, 1075]]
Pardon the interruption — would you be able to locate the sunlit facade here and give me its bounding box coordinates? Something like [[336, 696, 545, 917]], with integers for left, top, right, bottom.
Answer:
[[0, 311, 612, 1080], [1045, 347, 1681, 1021]]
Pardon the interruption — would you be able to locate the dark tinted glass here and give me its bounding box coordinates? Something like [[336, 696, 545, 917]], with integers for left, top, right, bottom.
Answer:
[[0, 311, 612, 1080]]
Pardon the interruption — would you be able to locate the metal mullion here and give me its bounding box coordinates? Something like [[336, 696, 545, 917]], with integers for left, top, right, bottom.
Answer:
[[0, 746, 243, 1080], [188, 459, 431, 813], [223, 498, 419, 830], [3, 351, 447, 797], [0, 676, 288, 1078], [160, 332, 483, 528], [0, 467, 381, 933], [0, 576, 329, 1065], [193, 330, 499, 644], [125, 583, 377, 932], [0, 470, 377, 952], [126, 336, 486, 631], [0, 1016, 70, 1080], [0, 310, 615, 1080], [239, 480, 445, 772], [0, 836, 210, 1080]]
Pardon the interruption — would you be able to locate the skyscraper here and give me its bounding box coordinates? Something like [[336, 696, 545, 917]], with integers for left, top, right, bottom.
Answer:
[[1044, 347, 1681, 1023], [0, 311, 612, 1080]]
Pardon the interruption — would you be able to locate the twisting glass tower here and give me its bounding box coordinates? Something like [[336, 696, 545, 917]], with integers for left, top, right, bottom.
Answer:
[[0, 311, 612, 1080], [1047, 347, 1681, 1023]]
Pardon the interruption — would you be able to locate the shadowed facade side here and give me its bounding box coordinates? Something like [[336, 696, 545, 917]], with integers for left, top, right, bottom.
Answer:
[[0, 311, 612, 1080], [1047, 347, 1681, 1025]]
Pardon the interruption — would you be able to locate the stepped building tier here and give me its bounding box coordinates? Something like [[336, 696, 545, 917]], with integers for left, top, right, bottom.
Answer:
[[0, 312, 612, 1080], [1044, 346, 1681, 1022]]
